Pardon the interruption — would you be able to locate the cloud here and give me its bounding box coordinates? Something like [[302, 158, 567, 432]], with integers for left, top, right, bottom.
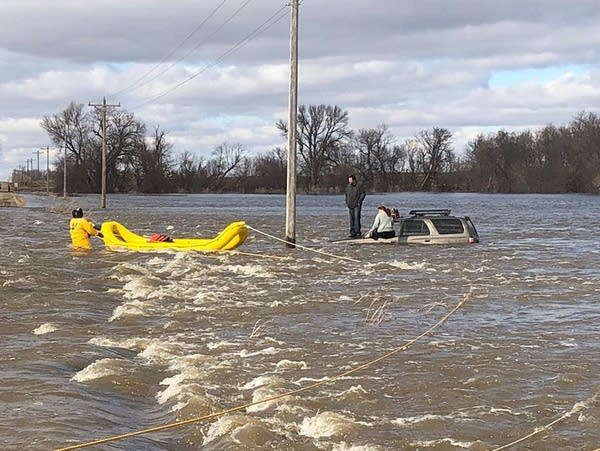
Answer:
[[2, 0, 600, 180]]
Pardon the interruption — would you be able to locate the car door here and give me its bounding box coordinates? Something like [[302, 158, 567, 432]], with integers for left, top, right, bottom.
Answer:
[[397, 218, 433, 244]]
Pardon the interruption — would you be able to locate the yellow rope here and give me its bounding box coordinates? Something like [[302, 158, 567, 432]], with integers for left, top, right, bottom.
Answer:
[[56, 289, 473, 450], [492, 400, 589, 450], [246, 225, 361, 263]]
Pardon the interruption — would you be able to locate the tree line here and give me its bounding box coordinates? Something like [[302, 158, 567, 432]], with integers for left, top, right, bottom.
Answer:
[[18, 102, 600, 194]]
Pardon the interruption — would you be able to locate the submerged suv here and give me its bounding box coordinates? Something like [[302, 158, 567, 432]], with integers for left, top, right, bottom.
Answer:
[[393, 209, 479, 245]]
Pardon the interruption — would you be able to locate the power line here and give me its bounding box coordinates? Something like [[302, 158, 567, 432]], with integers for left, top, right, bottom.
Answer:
[[113, 0, 254, 99], [129, 4, 289, 110], [108, 0, 230, 99]]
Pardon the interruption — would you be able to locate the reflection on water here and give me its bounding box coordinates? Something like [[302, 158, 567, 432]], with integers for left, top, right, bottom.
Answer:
[[1, 192, 599, 450]]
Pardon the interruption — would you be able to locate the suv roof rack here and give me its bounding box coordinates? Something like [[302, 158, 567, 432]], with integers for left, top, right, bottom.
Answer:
[[409, 209, 451, 216]]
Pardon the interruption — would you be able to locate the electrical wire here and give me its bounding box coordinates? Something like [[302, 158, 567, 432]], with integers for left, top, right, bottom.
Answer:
[[107, 0, 230, 99], [110, 0, 260, 100], [128, 4, 289, 110]]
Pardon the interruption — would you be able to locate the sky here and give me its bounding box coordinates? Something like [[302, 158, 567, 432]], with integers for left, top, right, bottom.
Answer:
[[1, 0, 600, 181]]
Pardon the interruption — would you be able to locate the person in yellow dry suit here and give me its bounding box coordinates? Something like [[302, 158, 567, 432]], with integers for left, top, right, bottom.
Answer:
[[69, 208, 103, 249]]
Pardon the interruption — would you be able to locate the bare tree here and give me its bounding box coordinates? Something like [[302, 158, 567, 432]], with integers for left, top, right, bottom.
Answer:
[[96, 110, 146, 192], [277, 104, 353, 191], [354, 124, 406, 190], [207, 142, 246, 191], [408, 127, 454, 191], [175, 151, 207, 192], [252, 147, 287, 190], [130, 125, 173, 192], [41, 102, 97, 191]]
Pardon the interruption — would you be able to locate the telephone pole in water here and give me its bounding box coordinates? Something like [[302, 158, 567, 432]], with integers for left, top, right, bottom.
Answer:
[[89, 97, 120, 208], [285, 0, 299, 247], [41, 146, 49, 196]]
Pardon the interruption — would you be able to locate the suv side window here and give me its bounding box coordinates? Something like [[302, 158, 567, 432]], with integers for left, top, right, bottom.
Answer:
[[430, 218, 464, 234], [401, 219, 430, 236]]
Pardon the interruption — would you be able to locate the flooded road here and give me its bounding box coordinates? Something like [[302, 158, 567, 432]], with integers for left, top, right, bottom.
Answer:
[[1, 192, 598, 450]]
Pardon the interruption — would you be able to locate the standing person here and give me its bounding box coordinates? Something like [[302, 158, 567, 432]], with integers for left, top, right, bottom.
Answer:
[[345, 174, 366, 238], [69, 208, 103, 249], [365, 206, 396, 240]]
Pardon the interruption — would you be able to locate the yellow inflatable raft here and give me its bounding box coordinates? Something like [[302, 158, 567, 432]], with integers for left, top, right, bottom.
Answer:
[[100, 221, 248, 252]]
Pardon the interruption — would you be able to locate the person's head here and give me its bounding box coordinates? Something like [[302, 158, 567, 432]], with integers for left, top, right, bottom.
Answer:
[[348, 174, 356, 184], [378, 205, 391, 216], [72, 208, 84, 218]]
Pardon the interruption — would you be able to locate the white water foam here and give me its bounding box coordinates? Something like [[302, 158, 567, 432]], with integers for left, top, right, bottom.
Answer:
[[332, 443, 384, 451], [202, 414, 261, 446], [88, 336, 151, 350], [207, 340, 238, 350], [2, 276, 33, 287], [223, 264, 275, 278], [239, 347, 280, 358], [334, 385, 369, 399], [298, 411, 357, 438], [409, 438, 474, 448], [275, 359, 308, 371], [156, 378, 206, 405], [71, 358, 127, 382], [392, 413, 451, 426], [156, 353, 221, 407], [33, 323, 58, 335], [384, 260, 433, 271], [245, 386, 285, 413], [109, 300, 150, 321], [121, 276, 163, 300], [239, 375, 287, 391]]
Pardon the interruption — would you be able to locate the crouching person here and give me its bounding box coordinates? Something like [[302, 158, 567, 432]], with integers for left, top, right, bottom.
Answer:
[[365, 206, 395, 240]]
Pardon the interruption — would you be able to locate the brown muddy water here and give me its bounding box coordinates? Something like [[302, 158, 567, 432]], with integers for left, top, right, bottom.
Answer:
[[0, 192, 598, 450]]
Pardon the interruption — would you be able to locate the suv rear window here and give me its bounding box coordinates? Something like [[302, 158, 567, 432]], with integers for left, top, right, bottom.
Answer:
[[401, 219, 430, 236], [430, 218, 464, 234]]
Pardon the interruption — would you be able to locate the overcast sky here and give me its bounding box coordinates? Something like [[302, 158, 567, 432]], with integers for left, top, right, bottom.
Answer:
[[2, 0, 600, 181]]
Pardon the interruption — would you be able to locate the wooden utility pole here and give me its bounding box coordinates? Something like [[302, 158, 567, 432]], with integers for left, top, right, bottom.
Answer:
[[63, 142, 67, 198], [89, 97, 120, 208], [41, 146, 49, 196], [33, 149, 41, 176], [285, 0, 299, 247]]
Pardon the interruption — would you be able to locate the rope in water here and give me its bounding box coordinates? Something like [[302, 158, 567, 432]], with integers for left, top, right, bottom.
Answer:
[[246, 225, 361, 263], [55, 289, 473, 450], [492, 400, 589, 450]]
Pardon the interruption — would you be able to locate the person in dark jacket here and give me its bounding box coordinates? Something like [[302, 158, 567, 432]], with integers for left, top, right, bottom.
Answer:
[[344, 174, 366, 237]]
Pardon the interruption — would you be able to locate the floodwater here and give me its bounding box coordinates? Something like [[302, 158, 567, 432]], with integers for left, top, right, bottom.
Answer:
[[1, 192, 598, 451]]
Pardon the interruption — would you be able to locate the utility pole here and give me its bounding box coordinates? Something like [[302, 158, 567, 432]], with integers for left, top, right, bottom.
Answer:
[[33, 149, 41, 179], [63, 142, 67, 198], [41, 146, 50, 196], [285, 0, 299, 248], [89, 97, 120, 208]]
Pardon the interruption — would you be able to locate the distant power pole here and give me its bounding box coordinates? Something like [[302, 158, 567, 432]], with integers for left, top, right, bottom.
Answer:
[[63, 142, 67, 198], [41, 146, 49, 196], [285, 0, 299, 248], [33, 149, 41, 176], [89, 97, 120, 208]]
